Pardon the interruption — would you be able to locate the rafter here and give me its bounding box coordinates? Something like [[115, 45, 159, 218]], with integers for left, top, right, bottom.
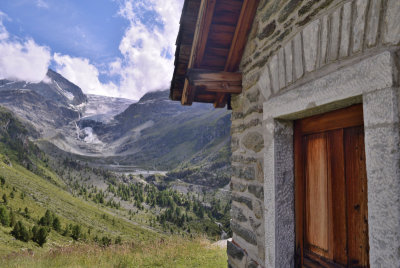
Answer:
[[181, 0, 217, 105]]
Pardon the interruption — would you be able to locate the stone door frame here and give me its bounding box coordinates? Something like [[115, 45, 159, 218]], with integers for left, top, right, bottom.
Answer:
[[262, 51, 400, 267]]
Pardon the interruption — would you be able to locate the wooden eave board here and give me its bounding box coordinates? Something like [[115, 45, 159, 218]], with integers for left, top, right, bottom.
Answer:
[[170, 0, 259, 107]]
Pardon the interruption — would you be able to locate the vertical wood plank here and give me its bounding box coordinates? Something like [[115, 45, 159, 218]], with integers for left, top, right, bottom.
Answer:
[[327, 129, 348, 265], [344, 126, 369, 267], [305, 133, 330, 256]]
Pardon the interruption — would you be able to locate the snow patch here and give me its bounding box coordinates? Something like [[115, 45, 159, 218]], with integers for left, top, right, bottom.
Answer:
[[54, 80, 74, 101]]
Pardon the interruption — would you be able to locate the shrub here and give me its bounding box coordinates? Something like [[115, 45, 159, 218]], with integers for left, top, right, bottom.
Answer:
[[52, 217, 61, 232], [100, 236, 112, 247], [71, 224, 81, 240], [11, 221, 30, 242], [32, 225, 48, 246], [0, 206, 9, 226]]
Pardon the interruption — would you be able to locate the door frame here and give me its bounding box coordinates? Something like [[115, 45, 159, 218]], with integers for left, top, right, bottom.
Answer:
[[261, 52, 400, 267], [294, 104, 366, 267]]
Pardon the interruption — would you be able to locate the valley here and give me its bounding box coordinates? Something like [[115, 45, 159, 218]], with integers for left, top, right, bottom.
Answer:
[[0, 70, 232, 266]]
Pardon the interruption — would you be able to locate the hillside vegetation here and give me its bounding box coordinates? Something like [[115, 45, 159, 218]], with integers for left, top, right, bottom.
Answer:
[[0, 107, 227, 267]]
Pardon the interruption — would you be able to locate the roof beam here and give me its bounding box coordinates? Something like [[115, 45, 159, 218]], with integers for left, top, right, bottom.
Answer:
[[181, 0, 217, 105], [225, 0, 260, 72], [213, 0, 259, 108], [187, 68, 242, 94]]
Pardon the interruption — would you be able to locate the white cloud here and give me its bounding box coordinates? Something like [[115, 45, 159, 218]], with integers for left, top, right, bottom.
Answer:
[[0, 11, 51, 83], [110, 0, 184, 100], [53, 53, 119, 97], [0, 11, 10, 41], [0, 40, 51, 83], [36, 0, 49, 9]]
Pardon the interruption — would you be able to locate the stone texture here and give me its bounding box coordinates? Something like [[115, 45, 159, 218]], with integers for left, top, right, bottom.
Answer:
[[293, 32, 304, 80], [253, 199, 263, 219], [232, 204, 249, 223], [352, 0, 368, 53], [284, 41, 293, 84], [231, 221, 258, 246], [339, 2, 351, 58], [278, 48, 286, 89], [242, 132, 264, 153], [366, 0, 381, 47], [263, 52, 396, 119], [257, 66, 272, 100], [232, 165, 256, 181], [227, 240, 245, 260], [383, 0, 400, 45], [303, 19, 319, 72], [328, 7, 341, 61], [231, 179, 247, 192], [363, 87, 399, 127], [232, 194, 253, 210], [364, 123, 400, 267], [269, 54, 279, 93], [248, 183, 264, 199], [319, 15, 328, 66]]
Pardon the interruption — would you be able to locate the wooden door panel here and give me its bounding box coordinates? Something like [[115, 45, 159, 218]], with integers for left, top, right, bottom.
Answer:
[[295, 104, 369, 268], [328, 130, 348, 265], [344, 126, 369, 267], [305, 133, 330, 256]]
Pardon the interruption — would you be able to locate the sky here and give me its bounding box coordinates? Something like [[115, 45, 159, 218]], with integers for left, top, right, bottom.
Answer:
[[0, 0, 184, 100]]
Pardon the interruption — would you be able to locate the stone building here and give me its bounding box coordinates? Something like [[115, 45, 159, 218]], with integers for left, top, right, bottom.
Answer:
[[170, 0, 400, 267]]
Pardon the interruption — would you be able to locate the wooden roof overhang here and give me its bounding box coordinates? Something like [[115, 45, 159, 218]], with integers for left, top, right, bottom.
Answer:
[[170, 0, 259, 108]]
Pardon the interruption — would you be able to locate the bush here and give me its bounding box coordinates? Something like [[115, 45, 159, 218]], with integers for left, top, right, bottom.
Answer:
[[39, 210, 53, 226], [100, 236, 112, 247], [71, 224, 81, 240], [52, 217, 61, 232], [11, 221, 30, 242], [32, 225, 48, 246], [0, 206, 9, 226]]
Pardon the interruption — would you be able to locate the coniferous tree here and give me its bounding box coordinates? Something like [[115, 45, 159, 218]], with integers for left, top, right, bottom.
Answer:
[[11, 221, 30, 242], [0, 206, 9, 226]]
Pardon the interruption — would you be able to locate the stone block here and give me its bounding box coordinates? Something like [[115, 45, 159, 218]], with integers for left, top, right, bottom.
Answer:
[[232, 194, 253, 210], [352, 0, 368, 53], [231, 178, 247, 192], [293, 32, 304, 80], [231, 204, 249, 223], [246, 87, 261, 103], [366, 0, 381, 47], [363, 87, 399, 127], [284, 40, 293, 84], [248, 183, 264, 199], [232, 165, 256, 181], [303, 19, 319, 72], [227, 240, 245, 260], [231, 221, 258, 245], [278, 48, 286, 89], [253, 199, 263, 219], [328, 7, 341, 61], [383, 0, 400, 45], [339, 2, 351, 58], [319, 15, 328, 66], [257, 65, 272, 101], [364, 124, 400, 267], [242, 131, 264, 153], [269, 54, 279, 93]]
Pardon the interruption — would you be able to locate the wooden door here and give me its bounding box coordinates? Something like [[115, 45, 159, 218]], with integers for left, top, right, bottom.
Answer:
[[294, 104, 369, 267]]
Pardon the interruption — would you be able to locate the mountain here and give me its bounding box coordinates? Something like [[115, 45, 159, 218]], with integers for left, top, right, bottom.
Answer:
[[0, 70, 232, 192], [77, 90, 231, 169], [0, 69, 86, 134], [82, 94, 136, 123]]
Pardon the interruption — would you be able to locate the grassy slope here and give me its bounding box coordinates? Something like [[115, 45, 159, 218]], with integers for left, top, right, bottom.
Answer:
[[2, 237, 226, 268]]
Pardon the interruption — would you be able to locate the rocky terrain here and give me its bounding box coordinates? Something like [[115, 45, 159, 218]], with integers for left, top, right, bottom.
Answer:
[[0, 69, 232, 193]]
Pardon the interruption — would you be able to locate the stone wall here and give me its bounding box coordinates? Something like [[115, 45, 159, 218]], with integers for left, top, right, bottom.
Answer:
[[228, 0, 400, 267]]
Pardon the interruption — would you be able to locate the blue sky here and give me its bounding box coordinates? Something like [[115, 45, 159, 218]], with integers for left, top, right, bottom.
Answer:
[[0, 0, 184, 100]]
